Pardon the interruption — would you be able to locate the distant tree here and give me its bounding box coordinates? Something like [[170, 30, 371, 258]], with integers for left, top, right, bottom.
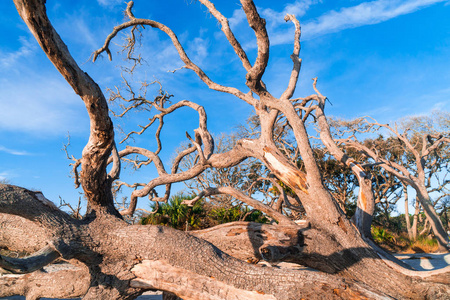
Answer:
[[333, 113, 450, 251], [180, 128, 306, 221], [309, 147, 359, 216]]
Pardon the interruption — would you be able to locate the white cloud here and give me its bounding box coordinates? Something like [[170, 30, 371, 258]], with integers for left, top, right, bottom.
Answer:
[[96, 0, 122, 7], [416, 87, 450, 113], [262, 0, 447, 46], [0, 36, 37, 68], [261, 0, 321, 26], [155, 42, 184, 71], [0, 146, 31, 156], [302, 0, 446, 38], [229, 8, 246, 29], [187, 37, 209, 66], [0, 74, 88, 136], [73, 19, 99, 50], [229, 0, 321, 29], [0, 170, 16, 182]]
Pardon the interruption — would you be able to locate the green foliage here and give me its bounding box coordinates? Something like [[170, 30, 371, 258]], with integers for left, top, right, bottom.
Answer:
[[208, 205, 269, 224], [140, 193, 205, 230], [372, 213, 407, 234], [245, 210, 269, 223], [140, 193, 269, 230], [371, 226, 397, 244], [208, 206, 243, 224], [371, 224, 441, 253]]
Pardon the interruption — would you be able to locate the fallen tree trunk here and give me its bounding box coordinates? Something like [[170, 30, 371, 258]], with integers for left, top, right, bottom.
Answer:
[[0, 261, 90, 300], [0, 188, 382, 299], [189, 221, 309, 264], [0, 214, 49, 253], [1, 185, 450, 299]]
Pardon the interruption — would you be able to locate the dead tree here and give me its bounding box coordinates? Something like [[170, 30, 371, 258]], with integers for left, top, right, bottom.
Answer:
[[1, 1, 450, 299], [334, 116, 450, 251]]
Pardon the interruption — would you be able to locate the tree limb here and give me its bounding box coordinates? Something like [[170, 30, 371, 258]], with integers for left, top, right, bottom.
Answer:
[[0, 245, 60, 274], [182, 186, 296, 225], [280, 14, 302, 100], [94, 1, 256, 106]]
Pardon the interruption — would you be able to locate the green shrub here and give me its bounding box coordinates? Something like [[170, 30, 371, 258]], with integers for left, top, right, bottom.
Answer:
[[371, 226, 396, 244], [140, 194, 269, 230], [140, 193, 204, 230], [208, 205, 269, 224]]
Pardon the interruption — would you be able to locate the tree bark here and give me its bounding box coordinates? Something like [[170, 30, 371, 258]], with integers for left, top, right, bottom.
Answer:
[[0, 262, 90, 300], [314, 89, 375, 238], [404, 185, 414, 239], [0, 213, 49, 252], [3, 184, 450, 299], [13, 0, 117, 216], [416, 185, 449, 252], [412, 199, 420, 240]]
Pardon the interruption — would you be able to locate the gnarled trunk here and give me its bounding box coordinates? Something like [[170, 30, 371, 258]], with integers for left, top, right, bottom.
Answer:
[[1, 188, 449, 299], [416, 185, 449, 252]]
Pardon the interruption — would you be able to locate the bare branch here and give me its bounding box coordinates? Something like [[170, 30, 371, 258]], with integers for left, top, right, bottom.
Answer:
[[0, 184, 74, 229], [240, 0, 270, 93], [0, 261, 89, 299], [14, 0, 115, 210], [108, 141, 121, 182], [122, 139, 255, 216], [0, 245, 60, 274], [59, 196, 83, 220], [93, 3, 256, 105], [132, 260, 277, 300], [280, 14, 302, 100], [183, 186, 295, 225], [198, 0, 252, 72], [62, 135, 82, 188]]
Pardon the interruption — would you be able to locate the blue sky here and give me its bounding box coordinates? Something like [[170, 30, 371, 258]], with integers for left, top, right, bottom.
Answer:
[[1, 0, 449, 213]]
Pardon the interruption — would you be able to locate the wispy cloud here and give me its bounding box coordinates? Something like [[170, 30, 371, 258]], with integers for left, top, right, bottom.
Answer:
[[359, 86, 450, 122], [73, 18, 99, 50], [301, 0, 446, 39], [0, 36, 37, 68], [261, 0, 321, 27], [0, 74, 88, 136], [187, 37, 209, 66], [230, 0, 321, 29], [0, 146, 31, 156], [0, 170, 16, 182], [96, 0, 122, 7], [0, 171, 8, 181], [415, 87, 450, 113], [229, 9, 246, 28], [247, 0, 447, 46]]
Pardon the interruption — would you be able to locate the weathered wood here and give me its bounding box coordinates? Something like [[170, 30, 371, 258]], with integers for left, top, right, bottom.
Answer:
[[0, 245, 60, 274], [0, 262, 90, 300], [190, 221, 308, 263], [131, 260, 277, 300]]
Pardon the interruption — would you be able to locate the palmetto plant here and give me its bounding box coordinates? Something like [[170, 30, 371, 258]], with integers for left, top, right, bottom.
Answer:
[[140, 193, 204, 230], [371, 226, 396, 244], [141, 193, 268, 229]]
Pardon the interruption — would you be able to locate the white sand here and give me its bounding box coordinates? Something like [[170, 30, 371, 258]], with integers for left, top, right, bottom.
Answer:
[[394, 253, 450, 271]]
